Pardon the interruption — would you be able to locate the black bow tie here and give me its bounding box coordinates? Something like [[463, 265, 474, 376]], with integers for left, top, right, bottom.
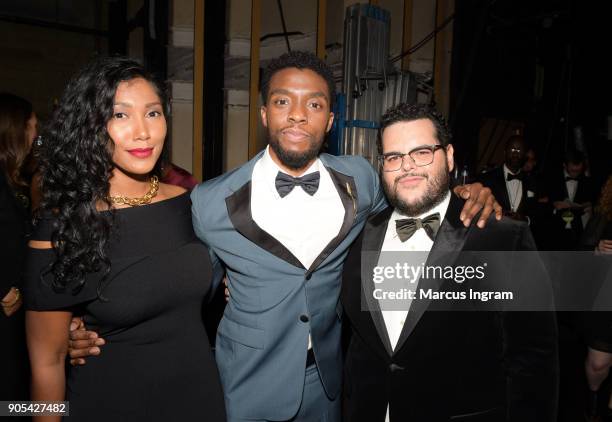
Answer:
[[275, 171, 320, 198], [506, 172, 523, 182], [395, 213, 441, 242], [565, 176, 579, 182]]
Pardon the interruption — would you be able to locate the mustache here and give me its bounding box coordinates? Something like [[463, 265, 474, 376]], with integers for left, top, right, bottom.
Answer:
[[280, 126, 312, 136], [394, 172, 428, 185]]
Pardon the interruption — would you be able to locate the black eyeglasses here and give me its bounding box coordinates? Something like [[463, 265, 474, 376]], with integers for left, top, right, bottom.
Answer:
[[378, 145, 445, 172]]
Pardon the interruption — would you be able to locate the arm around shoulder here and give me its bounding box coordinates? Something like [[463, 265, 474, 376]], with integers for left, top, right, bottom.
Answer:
[[350, 155, 386, 215]]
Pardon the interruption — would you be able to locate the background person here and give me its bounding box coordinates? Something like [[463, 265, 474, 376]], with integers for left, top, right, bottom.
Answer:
[[0, 92, 38, 402]]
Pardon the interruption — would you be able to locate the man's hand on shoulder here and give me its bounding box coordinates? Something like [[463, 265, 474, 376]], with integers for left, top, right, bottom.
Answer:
[[504, 211, 529, 223], [68, 316, 105, 366], [453, 182, 502, 228]]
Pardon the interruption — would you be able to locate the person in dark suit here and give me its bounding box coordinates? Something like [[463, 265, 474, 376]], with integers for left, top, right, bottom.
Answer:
[[0, 92, 37, 402], [545, 150, 598, 251], [341, 103, 558, 422], [478, 135, 538, 223]]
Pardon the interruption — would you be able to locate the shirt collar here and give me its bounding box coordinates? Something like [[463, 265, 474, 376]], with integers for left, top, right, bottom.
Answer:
[[563, 169, 578, 181], [503, 164, 521, 178], [390, 191, 452, 223], [260, 146, 321, 198]]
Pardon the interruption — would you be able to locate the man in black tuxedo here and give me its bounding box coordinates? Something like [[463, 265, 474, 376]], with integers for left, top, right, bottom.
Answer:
[[478, 135, 538, 223], [341, 103, 558, 422], [545, 150, 597, 251]]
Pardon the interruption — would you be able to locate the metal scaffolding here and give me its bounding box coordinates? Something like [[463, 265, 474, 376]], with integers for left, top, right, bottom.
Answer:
[[337, 3, 418, 165]]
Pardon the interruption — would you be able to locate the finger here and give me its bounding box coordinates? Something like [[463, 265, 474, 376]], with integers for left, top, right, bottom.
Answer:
[[477, 197, 496, 228], [459, 197, 476, 225], [471, 186, 494, 225], [69, 358, 86, 366], [70, 317, 85, 331], [68, 338, 104, 357], [493, 200, 503, 220], [464, 194, 489, 228], [69, 346, 101, 359], [69, 330, 99, 341], [69, 338, 105, 350], [452, 185, 471, 201]]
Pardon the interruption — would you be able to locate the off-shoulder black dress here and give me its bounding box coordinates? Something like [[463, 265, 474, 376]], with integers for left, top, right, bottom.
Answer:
[[23, 193, 226, 421]]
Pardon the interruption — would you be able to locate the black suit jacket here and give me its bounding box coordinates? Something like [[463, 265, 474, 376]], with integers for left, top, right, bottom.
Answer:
[[0, 172, 29, 299], [545, 172, 598, 250], [341, 195, 558, 422], [546, 173, 597, 206], [477, 167, 536, 216]]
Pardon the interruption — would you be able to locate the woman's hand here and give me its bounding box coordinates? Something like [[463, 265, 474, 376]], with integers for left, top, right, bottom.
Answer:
[[1, 287, 22, 317]]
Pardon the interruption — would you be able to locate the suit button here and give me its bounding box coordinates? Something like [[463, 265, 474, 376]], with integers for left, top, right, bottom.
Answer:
[[300, 314, 310, 323], [389, 363, 405, 372]]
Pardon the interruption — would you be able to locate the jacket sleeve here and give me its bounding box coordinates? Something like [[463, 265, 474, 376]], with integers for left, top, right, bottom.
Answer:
[[366, 159, 388, 215], [0, 180, 26, 298], [190, 185, 225, 297], [503, 224, 559, 422]]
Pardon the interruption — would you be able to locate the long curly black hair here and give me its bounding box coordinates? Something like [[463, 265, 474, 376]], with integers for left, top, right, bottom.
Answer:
[[39, 56, 169, 293]]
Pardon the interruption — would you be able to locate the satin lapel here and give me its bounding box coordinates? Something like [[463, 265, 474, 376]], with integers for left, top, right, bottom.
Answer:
[[305, 167, 358, 276], [225, 175, 305, 270], [361, 207, 395, 356], [393, 195, 470, 354], [496, 169, 512, 211]]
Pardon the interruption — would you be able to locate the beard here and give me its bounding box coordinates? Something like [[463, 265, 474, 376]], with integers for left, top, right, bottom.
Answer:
[[268, 130, 324, 171], [383, 162, 450, 217]]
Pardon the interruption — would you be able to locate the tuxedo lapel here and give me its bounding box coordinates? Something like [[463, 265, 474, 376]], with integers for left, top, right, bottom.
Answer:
[[562, 177, 571, 200], [496, 168, 513, 211], [393, 195, 470, 353], [305, 166, 358, 276], [224, 153, 361, 272], [574, 176, 592, 204], [361, 207, 395, 356], [225, 152, 305, 269]]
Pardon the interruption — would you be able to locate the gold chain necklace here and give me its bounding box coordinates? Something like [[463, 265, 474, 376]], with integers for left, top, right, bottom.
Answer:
[[108, 175, 159, 207]]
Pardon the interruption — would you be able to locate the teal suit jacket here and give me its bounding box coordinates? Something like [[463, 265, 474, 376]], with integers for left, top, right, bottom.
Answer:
[[191, 151, 386, 420]]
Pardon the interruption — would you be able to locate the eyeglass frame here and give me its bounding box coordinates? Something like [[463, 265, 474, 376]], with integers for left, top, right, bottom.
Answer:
[[377, 144, 446, 172]]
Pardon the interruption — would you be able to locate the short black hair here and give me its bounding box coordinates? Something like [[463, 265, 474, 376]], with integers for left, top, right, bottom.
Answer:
[[505, 134, 525, 149], [378, 103, 451, 153], [564, 149, 585, 165], [260, 51, 336, 108]]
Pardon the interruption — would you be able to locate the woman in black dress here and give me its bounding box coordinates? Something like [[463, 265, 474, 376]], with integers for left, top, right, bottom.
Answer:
[[24, 57, 225, 421], [0, 92, 37, 402], [583, 175, 612, 419]]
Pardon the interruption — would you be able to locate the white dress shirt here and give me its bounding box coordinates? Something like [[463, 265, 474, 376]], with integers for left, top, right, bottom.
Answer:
[[378, 192, 450, 422], [251, 147, 345, 349], [251, 147, 344, 269], [503, 164, 523, 212], [378, 192, 451, 350], [564, 170, 578, 203]]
